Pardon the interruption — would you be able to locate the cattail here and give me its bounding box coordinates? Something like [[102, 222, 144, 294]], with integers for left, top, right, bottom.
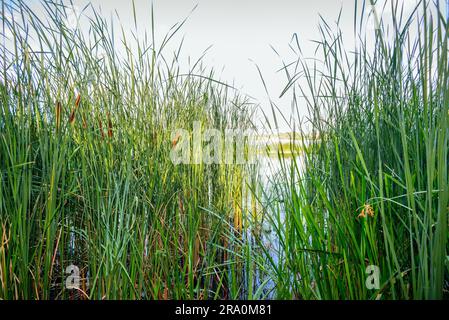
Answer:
[[98, 116, 105, 139], [55, 101, 61, 131], [107, 112, 113, 138], [69, 93, 81, 125], [172, 132, 181, 148], [75, 93, 81, 108], [194, 235, 200, 269], [69, 109, 76, 124]]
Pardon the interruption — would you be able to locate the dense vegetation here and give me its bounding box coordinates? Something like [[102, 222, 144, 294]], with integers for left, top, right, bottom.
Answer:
[[0, 0, 258, 299], [265, 0, 449, 299], [0, 0, 448, 300]]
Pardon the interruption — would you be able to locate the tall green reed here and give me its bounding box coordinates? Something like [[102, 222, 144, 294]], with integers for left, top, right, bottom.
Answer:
[[263, 0, 449, 299], [0, 0, 257, 299]]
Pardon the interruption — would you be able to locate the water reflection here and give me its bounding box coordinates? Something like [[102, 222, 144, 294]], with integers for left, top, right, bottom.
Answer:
[[245, 154, 304, 298]]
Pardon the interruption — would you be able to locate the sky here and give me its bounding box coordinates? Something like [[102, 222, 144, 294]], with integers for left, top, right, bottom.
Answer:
[[8, 0, 447, 131], [84, 0, 358, 131]]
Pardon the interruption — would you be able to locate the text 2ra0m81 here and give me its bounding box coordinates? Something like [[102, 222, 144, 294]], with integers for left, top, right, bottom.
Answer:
[[218, 304, 272, 316]]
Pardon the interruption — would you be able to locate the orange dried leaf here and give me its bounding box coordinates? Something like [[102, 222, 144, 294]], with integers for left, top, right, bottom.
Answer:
[[358, 209, 366, 219]]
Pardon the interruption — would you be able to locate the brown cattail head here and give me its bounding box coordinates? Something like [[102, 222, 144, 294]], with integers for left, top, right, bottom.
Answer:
[[107, 112, 113, 138], [98, 116, 105, 139], [69, 109, 76, 124], [172, 132, 181, 148], [75, 93, 81, 108], [69, 93, 81, 125], [55, 101, 61, 131]]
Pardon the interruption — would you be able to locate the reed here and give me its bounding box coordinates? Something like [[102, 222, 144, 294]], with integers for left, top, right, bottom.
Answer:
[[1, 0, 447, 301], [0, 0, 256, 299], [262, 0, 449, 299]]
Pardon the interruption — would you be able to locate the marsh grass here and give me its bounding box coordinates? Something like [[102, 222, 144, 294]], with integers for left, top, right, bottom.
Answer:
[[262, 0, 449, 299], [0, 0, 261, 299], [1, 0, 448, 301]]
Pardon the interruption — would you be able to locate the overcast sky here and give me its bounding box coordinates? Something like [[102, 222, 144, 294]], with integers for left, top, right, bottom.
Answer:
[[19, 0, 447, 131], [84, 0, 357, 131]]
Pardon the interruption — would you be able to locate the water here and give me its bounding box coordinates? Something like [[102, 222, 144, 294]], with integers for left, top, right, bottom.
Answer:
[[245, 154, 304, 298]]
